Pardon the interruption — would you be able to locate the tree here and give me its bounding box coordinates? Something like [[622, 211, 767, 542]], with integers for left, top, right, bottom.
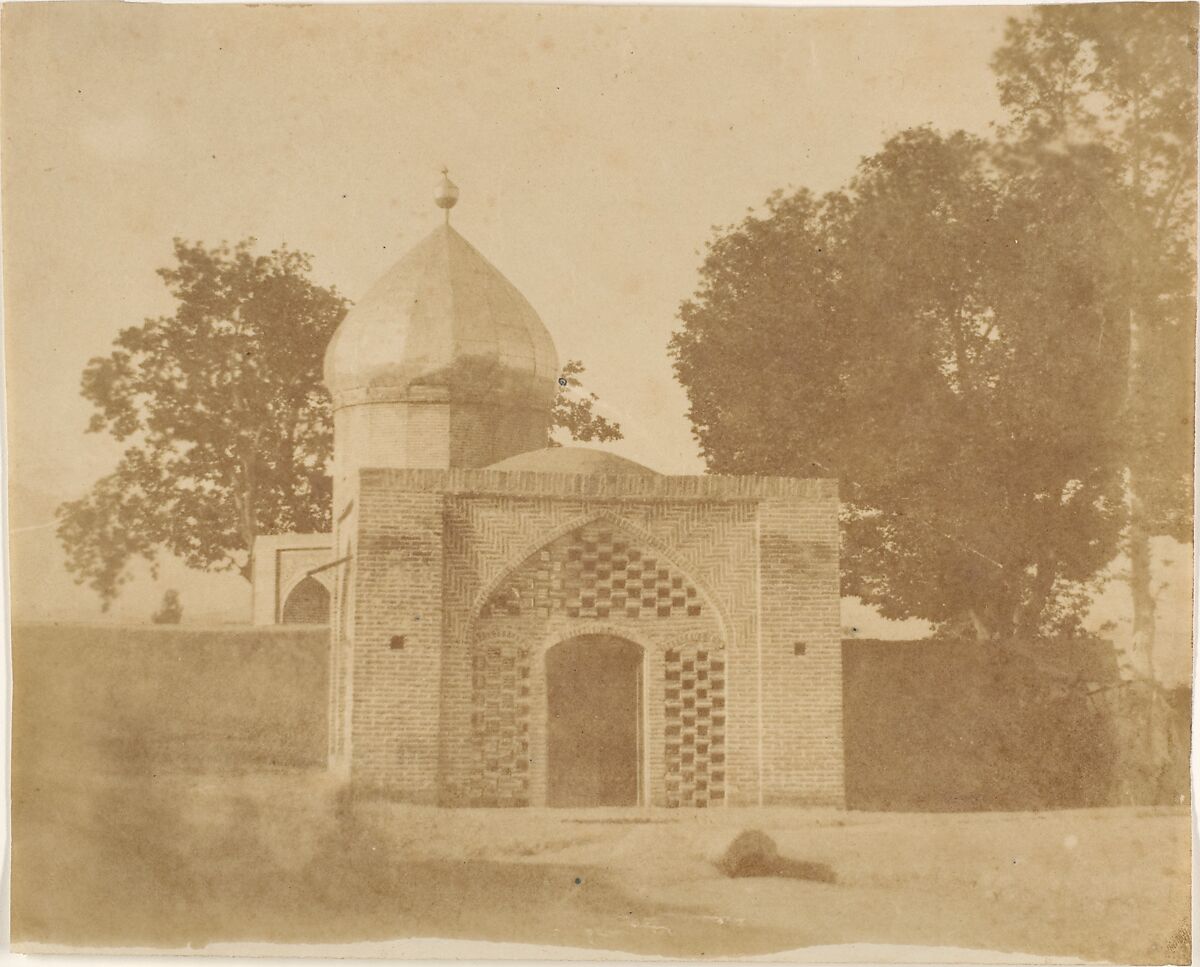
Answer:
[[993, 3, 1197, 676], [550, 359, 623, 446], [59, 240, 622, 610], [58, 239, 349, 608], [671, 128, 1128, 639]]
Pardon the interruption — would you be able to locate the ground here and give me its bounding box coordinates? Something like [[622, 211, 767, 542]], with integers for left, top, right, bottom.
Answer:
[[11, 766, 1190, 962], [10, 623, 1192, 961]]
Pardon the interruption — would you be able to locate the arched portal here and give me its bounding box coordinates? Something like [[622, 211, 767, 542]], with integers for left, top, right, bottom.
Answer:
[[281, 575, 330, 624], [545, 635, 642, 807]]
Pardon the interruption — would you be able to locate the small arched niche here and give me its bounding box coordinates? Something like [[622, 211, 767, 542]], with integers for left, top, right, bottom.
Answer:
[[281, 575, 331, 625]]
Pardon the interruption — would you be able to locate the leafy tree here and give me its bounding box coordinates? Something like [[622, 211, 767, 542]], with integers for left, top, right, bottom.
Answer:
[[992, 2, 1196, 674], [671, 128, 1128, 639], [58, 239, 350, 608], [672, 5, 1194, 645], [59, 240, 622, 609], [550, 359, 623, 445]]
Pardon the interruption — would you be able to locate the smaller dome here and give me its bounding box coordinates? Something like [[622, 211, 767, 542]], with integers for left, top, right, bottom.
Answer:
[[487, 447, 659, 476]]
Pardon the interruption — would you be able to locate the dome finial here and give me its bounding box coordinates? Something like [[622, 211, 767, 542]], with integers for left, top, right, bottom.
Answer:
[[434, 167, 459, 223]]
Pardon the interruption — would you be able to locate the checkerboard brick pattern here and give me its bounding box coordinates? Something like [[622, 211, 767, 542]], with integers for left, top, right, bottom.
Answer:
[[480, 522, 703, 620], [332, 467, 844, 808], [469, 638, 532, 805], [664, 646, 726, 806]]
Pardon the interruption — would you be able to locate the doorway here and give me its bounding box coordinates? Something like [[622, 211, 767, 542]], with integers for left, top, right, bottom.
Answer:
[[545, 635, 642, 807]]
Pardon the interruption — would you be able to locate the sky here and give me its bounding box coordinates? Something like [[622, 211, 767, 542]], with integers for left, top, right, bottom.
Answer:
[[0, 2, 1191, 684], [2, 2, 1014, 488]]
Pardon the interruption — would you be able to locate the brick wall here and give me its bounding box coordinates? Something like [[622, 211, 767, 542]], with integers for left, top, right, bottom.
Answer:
[[461, 613, 722, 806], [347, 481, 445, 800], [449, 401, 550, 468], [332, 402, 451, 515], [336, 468, 842, 808], [756, 495, 844, 806], [332, 399, 549, 515], [438, 485, 755, 806]]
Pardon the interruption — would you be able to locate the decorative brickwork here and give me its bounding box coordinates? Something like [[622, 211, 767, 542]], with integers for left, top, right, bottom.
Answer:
[[465, 636, 533, 805], [479, 522, 703, 620], [440, 497, 743, 807], [329, 466, 843, 808], [664, 645, 727, 807], [314, 213, 844, 807], [446, 497, 754, 639]]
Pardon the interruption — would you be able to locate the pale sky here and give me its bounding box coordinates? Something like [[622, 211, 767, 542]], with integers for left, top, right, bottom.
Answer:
[[3, 2, 1013, 492], [7, 2, 1187, 685]]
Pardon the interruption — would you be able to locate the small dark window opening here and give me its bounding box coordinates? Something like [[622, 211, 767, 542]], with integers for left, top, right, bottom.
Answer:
[[390, 635, 406, 650], [793, 641, 807, 656]]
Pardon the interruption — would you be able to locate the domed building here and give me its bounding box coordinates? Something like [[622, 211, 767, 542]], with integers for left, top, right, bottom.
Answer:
[[254, 173, 844, 808]]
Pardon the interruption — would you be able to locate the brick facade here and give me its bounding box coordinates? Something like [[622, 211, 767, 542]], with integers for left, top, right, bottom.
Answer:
[[329, 467, 844, 807], [295, 209, 844, 808], [331, 388, 550, 514]]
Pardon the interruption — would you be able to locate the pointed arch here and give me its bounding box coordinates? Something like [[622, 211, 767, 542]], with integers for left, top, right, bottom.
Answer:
[[281, 575, 331, 624], [280, 566, 333, 616], [539, 621, 675, 656], [465, 508, 732, 642]]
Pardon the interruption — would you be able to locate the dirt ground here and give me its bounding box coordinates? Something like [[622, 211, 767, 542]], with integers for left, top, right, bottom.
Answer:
[[10, 624, 1191, 961], [11, 767, 1191, 962]]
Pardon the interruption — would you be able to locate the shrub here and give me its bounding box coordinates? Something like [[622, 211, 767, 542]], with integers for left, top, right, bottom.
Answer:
[[717, 830, 836, 883]]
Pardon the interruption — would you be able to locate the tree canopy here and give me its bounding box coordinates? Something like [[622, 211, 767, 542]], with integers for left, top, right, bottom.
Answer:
[[551, 359, 623, 446], [674, 129, 1125, 638], [60, 239, 621, 609], [58, 240, 349, 606], [671, 3, 1195, 642], [992, 2, 1196, 669]]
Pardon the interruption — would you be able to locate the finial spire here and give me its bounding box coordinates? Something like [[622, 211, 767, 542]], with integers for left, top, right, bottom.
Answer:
[[434, 167, 459, 223]]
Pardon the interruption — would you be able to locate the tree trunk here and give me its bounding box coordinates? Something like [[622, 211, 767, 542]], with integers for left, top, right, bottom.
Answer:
[[1124, 90, 1158, 685], [1124, 292, 1158, 686], [233, 448, 259, 585], [1127, 470, 1157, 682], [1121, 98, 1172, 797]]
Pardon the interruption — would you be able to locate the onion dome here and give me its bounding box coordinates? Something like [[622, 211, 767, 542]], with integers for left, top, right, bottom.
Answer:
[[323, 173, 559, 410]]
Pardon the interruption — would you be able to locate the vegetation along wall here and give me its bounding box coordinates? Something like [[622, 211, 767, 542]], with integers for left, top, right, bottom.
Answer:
[[841, 639, 1187, 811]]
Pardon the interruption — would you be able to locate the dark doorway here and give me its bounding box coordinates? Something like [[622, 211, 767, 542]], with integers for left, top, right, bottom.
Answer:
[[546, 635, 641, 807], [281, 576, 330, 624]]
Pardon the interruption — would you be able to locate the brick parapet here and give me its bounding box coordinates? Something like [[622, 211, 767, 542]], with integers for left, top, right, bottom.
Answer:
[[361, 467, 836, 502]]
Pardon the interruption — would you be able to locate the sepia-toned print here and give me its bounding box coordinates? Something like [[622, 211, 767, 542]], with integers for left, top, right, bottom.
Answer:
[[3, 2, 1194, 962]]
